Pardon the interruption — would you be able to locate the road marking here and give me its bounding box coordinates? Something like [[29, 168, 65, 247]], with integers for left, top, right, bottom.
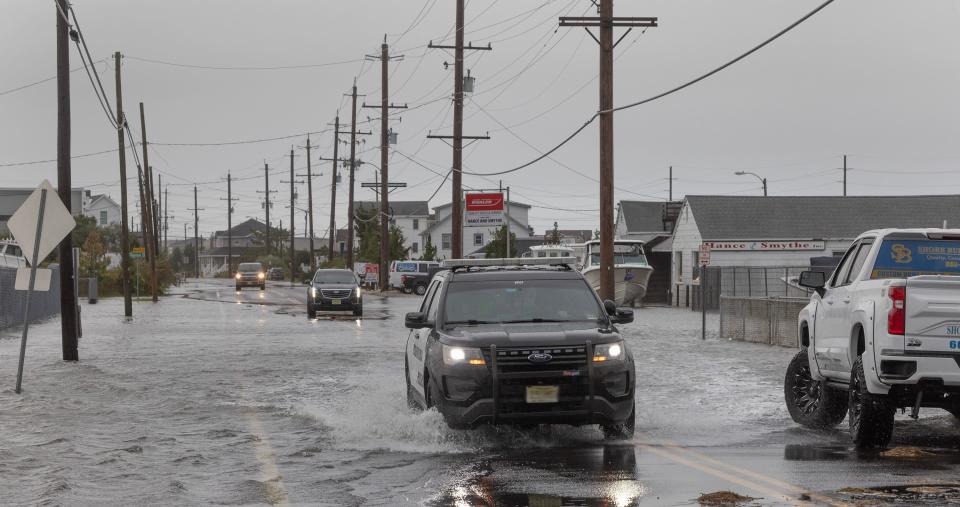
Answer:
[[244, 409, 290, 506], [664, 442, 851, 507], [638, 443, 810, 506]]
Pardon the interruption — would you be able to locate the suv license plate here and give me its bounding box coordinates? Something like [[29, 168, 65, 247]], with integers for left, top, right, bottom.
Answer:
[[331, 299, 341, 305], [525, 385, 559, 404]]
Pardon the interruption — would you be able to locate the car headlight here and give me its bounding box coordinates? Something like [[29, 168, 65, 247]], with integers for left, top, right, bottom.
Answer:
[[310, 287, 317, 298], [235, 273, 242, 279], [258, 272, 265, 279], [442, 345, 485, 366], [593, 341, 624, 362]]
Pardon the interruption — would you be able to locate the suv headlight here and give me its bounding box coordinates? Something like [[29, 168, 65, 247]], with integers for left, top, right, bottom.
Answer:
[[442, 345, 485, 366], [593, 341, 624, 362], [356, 286, 362, 298], [258, 272, 265, 279], [310, 287, 317, 298], [235, 273, 242, 279]]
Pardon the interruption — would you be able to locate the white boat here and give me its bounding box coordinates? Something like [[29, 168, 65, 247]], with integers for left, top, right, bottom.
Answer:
[[580, 240, 653, 306], [521, 244, 576, 259]]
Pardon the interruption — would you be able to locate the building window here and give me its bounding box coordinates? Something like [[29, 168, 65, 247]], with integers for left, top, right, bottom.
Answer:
[[413, 219, 419, 230], [692, 251, 700, 281], [99, 210, 108, 225], [674, 251, 683, 282], [473, 233, 483, 246], [412, 242, 419, 254], [441, 234, 451, 250]]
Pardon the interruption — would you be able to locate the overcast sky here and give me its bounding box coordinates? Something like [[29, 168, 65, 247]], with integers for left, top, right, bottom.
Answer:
[[2, 0, 959, 239]]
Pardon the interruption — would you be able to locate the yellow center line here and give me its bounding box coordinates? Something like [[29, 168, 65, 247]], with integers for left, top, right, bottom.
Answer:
[[244, 410, 290, 506], [638, 444, 809, 506]]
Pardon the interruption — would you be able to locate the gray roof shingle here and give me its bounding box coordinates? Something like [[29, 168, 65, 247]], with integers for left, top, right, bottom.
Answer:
[[687, 195, 960, 240], [619, 201, 671, 233]]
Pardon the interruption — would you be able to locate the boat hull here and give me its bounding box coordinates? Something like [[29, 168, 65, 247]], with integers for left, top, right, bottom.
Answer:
[[582, 265, 653, 306]]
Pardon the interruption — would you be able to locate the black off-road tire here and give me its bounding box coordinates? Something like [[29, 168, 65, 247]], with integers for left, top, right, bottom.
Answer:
[[260, 284, 265, 291], [849, 356, 895, 448], [307, 303, 316, 319], [414, 283, 428, 296], [601, 402, 636, 440], [353, 306, 363, 318], [784, 350, 848, 428], [235, 285, 241, 292]]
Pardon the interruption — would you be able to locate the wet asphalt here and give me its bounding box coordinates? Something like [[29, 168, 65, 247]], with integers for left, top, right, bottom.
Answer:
[[3, 278, 960, 506]]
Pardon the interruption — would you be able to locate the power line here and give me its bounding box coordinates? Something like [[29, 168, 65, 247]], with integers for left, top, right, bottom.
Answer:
[[124, 54, 366, 71], [463, 0, 837, 177], [0, 58, 107, 97]]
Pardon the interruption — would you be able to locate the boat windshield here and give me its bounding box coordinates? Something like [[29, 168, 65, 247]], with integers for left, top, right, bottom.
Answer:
[[589, 243, 647, 266]]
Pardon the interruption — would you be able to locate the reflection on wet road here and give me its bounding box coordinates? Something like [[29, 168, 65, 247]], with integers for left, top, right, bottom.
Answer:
[[3, 278, 960, 505]]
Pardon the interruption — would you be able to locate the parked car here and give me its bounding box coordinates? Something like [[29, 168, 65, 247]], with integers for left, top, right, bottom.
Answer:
[[307, 269, 362, 318], [390, 260, 440, 291], [787, 229, 960, 448], [401, 266, 442, 296], [404, 257, 636, 438], [235, 262, 265, 291], [267, 267, 284, 281], [0, 241, 26, 268]]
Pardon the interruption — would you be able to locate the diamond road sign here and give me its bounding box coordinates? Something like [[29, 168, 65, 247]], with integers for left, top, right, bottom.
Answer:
[[7, 179, 75, 266]]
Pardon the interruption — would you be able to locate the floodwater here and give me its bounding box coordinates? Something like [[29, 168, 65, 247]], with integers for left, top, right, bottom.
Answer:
[[3, 279, 960, 506]]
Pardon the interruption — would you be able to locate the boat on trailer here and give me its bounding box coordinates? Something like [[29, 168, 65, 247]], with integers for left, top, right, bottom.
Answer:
[[580, 240, 653, 307]]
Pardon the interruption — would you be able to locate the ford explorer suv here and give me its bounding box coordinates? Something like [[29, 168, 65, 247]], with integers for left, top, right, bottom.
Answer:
[[235, 262, 265, 291], [787, 229, 960, 447], [404, 257, 636, 439], [307, 269, 362, 318]]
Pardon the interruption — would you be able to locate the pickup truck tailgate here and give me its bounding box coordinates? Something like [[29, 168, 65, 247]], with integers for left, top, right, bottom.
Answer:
[[905, 275, 960, 350]]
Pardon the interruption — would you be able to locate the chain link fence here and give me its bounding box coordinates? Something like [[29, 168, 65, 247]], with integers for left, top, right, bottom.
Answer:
[[719, 296, 808, 347], [0, 265, 61, 330]]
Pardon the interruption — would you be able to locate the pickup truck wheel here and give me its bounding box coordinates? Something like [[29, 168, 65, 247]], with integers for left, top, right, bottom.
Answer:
[[849, 356, 895, 448], [414, 283, 428, 296], [601, 402, 636, 440], [784, 350, 847, 428], [401, 286, 412, 294]]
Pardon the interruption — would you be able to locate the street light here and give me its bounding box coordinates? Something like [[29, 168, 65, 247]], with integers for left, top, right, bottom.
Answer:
[[734, 171, 768, 197]]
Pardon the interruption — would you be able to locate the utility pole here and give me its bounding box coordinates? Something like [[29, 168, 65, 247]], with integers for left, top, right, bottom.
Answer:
[[163, 186, 170, 252], [113, 51, 132, 317], [139, 103, 159, 302], [56, 0, 79, 359], [669, 166, 673, 201], [296, 137, 319, 273], [189, 186, 204, 278], [154, 172, 161, 256], [428, 2, 491, 259], [281, 148, 304, 284], [364, 36, 407, 290], [327, 116, 340, 262], [347, 82, 359, 270], [838, 155, 854, 197], [257, 163, 276, 255], [560, 2, 657, 301], [220, 173, 238, 274]]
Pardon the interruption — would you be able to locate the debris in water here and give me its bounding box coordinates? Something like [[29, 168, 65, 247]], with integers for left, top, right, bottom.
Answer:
[[838, 484, 960, 503], [879, 447, 934, 458], [697, 491, 757, 505]]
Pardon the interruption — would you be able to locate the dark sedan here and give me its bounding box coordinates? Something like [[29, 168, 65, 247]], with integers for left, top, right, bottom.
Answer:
[[307, 269, 363, 318]]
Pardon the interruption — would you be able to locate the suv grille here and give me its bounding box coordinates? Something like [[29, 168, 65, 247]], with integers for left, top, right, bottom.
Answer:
[[320, 289, 353, 299], [485, 345, 587, 373]]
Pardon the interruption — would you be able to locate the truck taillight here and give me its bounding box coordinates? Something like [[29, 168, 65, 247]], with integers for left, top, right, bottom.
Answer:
[[888, 286, 906, 335]]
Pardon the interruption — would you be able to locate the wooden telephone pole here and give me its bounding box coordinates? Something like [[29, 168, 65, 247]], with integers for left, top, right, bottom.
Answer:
[[364, 36, 407, 290], [560, 1, 657, 301], [344, 83, 373, 269], [220, 173, 238, 274], [189, 186, 204, 278], [257, 163, 276, 255], [281, 148, 304, 284], [327, 116, 340, 262], [56, 0, 79, 359], [427, 0, 491, 259], [138, 103, 159, 302], [113, 51, 132, 317]]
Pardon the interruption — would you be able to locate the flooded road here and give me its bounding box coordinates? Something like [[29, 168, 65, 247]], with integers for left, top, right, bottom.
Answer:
[[3, 279, 960, 506]]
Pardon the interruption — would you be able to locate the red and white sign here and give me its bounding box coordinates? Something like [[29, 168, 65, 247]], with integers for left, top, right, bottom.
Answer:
[[699, 244, 711, 266], [701, 241, 825, 252], [465, 192, 505, 227], [363, 263, 379, 283]]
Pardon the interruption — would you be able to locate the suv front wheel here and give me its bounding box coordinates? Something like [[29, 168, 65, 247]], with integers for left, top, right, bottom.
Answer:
[[784, 350, 847, 428], [849, 356, 895, 448], [601, 403, 636, 440]]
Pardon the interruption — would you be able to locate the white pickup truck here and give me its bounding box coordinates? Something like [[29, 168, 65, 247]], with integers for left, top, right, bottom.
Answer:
[[0, 240, 27, 268], [786, 229, 960, 448]]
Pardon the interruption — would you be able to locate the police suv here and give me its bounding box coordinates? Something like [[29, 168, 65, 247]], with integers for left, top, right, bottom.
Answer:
[[404, 257, 637, 439], [788, 229, 960, 447]]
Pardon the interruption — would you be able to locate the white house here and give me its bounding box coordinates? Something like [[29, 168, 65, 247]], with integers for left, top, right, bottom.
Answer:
[[671, 195, 960, 306], [82, 191, 122, 226], [355, 201, 432, 258], [420, 200, 533, 260]]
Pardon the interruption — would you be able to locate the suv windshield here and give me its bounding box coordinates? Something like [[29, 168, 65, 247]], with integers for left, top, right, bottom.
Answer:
[[443, 278, 602, 325], [238, 263, 262, 272], [313, 271, 357, 284], [871, 238, 960, 278]]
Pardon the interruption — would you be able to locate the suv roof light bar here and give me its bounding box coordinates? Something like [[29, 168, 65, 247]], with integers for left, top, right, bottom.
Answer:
[[440, 257, 579, 269]]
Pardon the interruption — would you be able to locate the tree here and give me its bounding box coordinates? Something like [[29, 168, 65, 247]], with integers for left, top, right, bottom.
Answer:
[[421, 235, 437, 261], [79, 229, 109, 279], [182, 243, 196, 273], [484, 225, 517, 258], [170, 246, 184, 272], [354, 204, 409, 263], [71, 215, 98, 248], [549, 222, 561, 244]]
